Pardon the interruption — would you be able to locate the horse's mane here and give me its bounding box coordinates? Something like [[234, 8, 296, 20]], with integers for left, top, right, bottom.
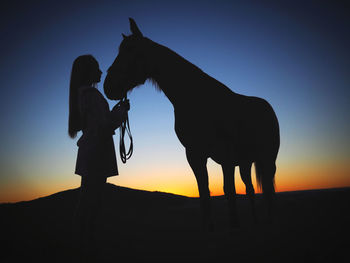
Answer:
[[148, 77, 161, 92], [147, 38, 235, 98], [150, 39, 205, 76]]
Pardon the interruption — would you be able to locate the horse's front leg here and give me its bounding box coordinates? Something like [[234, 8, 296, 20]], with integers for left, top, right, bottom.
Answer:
[[186, 148, 213, 231]]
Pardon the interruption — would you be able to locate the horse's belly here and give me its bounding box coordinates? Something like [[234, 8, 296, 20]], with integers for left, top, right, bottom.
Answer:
[[208, 138, 256, 165], [176, 123, 255, 165]]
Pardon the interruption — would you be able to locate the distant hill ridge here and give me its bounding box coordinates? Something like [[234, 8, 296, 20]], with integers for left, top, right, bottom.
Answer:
[[2, 183, 349, 206], [0, 183, 191, 208]]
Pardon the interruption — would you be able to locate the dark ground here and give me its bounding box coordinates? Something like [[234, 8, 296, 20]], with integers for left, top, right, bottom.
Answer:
[[1, 184, 349, 262]]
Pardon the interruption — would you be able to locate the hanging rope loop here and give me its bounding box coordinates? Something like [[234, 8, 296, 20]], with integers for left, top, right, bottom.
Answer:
[[117, 96, 133, 163]]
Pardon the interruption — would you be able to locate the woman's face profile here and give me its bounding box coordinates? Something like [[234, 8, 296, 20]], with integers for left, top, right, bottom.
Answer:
[[92, 60, 102, 83]]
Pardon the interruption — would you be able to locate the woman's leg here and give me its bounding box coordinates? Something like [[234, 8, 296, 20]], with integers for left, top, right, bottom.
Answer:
[[74, 175, 106, 259], [72, 177, 90, 251], [88, 176, 107, 245]]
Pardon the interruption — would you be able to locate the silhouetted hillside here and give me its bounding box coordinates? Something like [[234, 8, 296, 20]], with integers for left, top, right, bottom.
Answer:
[[1, 184, 349, 262]]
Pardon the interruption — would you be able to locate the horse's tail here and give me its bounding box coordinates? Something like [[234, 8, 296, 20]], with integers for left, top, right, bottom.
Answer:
[[255, 160, 276, 197], [254, 97, 279, 196]]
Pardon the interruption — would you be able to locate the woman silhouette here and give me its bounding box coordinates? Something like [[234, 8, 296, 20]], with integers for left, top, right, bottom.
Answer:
[[68, 54, 129, 258]]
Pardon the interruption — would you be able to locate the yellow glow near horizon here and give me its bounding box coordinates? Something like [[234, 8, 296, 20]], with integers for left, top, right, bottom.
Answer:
[[1, 158, 349, 203]]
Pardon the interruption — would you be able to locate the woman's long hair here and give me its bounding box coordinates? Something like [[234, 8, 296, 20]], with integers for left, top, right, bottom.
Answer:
[[68, 55, 98, 138]]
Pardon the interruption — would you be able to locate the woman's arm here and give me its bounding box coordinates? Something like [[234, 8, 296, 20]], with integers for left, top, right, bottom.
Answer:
[[81, 89, 127, 138], [110, 104, 128, 130], [110, 100, 129, 130]]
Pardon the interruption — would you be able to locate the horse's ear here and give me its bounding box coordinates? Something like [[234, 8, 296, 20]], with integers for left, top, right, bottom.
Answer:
[[129, 18, 143, 38], [122, 33, 127, 39]]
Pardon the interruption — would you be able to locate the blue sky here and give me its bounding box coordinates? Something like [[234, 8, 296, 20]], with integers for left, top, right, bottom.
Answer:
[[1, 0, 349, 201]]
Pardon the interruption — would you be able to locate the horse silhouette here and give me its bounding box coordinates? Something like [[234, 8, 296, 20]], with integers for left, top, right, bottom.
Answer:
[[104, 18, 280, 230]]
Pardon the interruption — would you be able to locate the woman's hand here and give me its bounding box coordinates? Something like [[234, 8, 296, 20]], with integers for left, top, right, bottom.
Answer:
[[111, 99, 130, 126], [112, 100, 130, 112], [120, 99, 130, 112]]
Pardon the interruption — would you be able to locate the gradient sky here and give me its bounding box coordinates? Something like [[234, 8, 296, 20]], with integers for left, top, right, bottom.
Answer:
[[1, 0, 349, 202]]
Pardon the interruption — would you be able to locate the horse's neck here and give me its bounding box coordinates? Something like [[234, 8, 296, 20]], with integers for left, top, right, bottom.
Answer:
[[149, 41, 235, 109], [149, 42, 215, 107]]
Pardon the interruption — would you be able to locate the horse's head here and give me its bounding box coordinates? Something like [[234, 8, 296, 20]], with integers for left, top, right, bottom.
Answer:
[[104, 18, 151, 100]]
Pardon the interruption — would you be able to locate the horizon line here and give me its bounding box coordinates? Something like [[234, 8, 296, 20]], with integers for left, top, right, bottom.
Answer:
[[1, 184, 350, 205]]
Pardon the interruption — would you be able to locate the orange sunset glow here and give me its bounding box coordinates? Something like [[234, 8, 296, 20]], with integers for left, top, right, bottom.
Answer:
[[1, 155, 349, 203]]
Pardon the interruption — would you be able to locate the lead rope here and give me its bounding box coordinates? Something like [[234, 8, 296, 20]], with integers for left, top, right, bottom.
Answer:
[[118, 96, 133, 163]]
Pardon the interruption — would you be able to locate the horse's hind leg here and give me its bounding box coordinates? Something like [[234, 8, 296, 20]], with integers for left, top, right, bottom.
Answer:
[[256, 160, 276, 221], [263, 161, 276, 221], [222, 163, 239, 229], [186, 149, 213, 231], [239, 162, 257, 223]]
